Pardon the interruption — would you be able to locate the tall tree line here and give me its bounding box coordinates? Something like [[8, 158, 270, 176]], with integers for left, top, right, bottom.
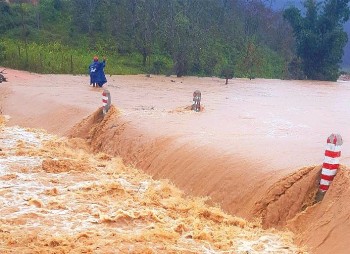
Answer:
[[284, 0, 350, 81], [1, 0, 296, 78]]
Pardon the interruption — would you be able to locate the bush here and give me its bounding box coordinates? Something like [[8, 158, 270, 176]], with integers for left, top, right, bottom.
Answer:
[[221, 65, 234, 84], [0, 42, 5, 61], [151, 60, 166, 74]]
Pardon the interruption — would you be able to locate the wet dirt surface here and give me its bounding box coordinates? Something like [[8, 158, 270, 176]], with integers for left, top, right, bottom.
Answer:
[[2, 68, 350, 253]]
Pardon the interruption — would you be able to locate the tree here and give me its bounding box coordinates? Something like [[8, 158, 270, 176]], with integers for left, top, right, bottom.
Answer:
[[0, 1, 17, 34], [241, 41, 262, 79], [131, 0, 156, 67], [221, 65, 234, 84], [169, 2, 192, 77], [70, 0, 99, 35], [284, 0, 350, 81]]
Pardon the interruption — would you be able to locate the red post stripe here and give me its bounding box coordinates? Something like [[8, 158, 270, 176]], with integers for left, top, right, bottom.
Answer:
[[322, 163, 340, 170], [325, 150, 341, 158], [319, 184, 329, 191], [321, 174, 335, 181], [319, 134, 343, 196], [102, 92, 106, 96], [102, 99, 108, 103]]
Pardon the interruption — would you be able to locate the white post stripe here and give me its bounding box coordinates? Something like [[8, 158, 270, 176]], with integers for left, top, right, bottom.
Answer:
[[325, 143, 342, 152], [321, 168, 338, 176], [317, 134, 343, 201], [323, 156, 340, 164], [320, 179, 332, 186], [102, 89, 111, 115]]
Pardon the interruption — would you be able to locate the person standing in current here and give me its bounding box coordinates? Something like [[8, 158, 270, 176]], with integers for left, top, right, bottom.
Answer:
[[89, 56, 107, 87]]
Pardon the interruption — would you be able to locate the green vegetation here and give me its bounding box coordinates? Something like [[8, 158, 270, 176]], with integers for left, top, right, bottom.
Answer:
[[284, 0, 350, 81], [1, 0, 344, 80], [0, 38, 144, 74]]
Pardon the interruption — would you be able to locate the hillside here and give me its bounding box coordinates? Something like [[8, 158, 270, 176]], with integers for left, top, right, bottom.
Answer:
[[0, 0, 293, 78]]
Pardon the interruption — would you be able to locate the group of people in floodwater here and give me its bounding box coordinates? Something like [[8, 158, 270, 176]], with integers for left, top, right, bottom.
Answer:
[[88, 56, 107, 87]]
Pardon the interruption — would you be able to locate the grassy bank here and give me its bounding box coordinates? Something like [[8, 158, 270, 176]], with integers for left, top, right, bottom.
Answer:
[[0, 39, 174, 75]]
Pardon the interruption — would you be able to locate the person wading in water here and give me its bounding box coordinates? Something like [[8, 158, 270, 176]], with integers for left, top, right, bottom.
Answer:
[[89, 56, 107, 87]]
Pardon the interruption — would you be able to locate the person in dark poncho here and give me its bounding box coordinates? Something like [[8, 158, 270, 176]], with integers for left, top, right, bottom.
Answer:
[[88, 56, 107, 87]]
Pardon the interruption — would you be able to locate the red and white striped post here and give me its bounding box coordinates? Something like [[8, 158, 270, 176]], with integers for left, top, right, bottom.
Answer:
[[102, 89, 111, 115], [317, 134, 343, 201], [192, 90, 201, 112]]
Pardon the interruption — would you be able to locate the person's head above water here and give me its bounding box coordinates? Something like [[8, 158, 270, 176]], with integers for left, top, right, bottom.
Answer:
[[93, 56, 98, 62]]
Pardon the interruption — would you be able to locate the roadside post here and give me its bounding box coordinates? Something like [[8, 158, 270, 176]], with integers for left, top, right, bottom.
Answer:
[[316, 134, 343, 202], [102, 89, 111, 115], [192, 90, 201, 112], [0, 69, 7, 83]]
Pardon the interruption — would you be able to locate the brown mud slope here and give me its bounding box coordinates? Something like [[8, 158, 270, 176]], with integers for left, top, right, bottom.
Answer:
[[288, 167, 350, 254], [253, 166, 321, 229], [254, 164, 350, 254], [69, 106, 279, 219], [69, 107, 350, 254]]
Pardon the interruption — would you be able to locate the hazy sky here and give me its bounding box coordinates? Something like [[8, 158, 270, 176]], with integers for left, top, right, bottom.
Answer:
[[268, 0, 303, 10]]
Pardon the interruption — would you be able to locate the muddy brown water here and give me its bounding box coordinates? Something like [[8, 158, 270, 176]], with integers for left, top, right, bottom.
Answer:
[[2, 68, 350, 253]]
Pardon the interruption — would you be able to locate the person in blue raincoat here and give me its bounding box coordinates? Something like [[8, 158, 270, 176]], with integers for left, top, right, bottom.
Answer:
[[89, 56, 107, 87]]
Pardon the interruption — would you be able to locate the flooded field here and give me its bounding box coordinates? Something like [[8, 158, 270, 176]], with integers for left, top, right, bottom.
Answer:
[[1, 68, 350, 253]]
